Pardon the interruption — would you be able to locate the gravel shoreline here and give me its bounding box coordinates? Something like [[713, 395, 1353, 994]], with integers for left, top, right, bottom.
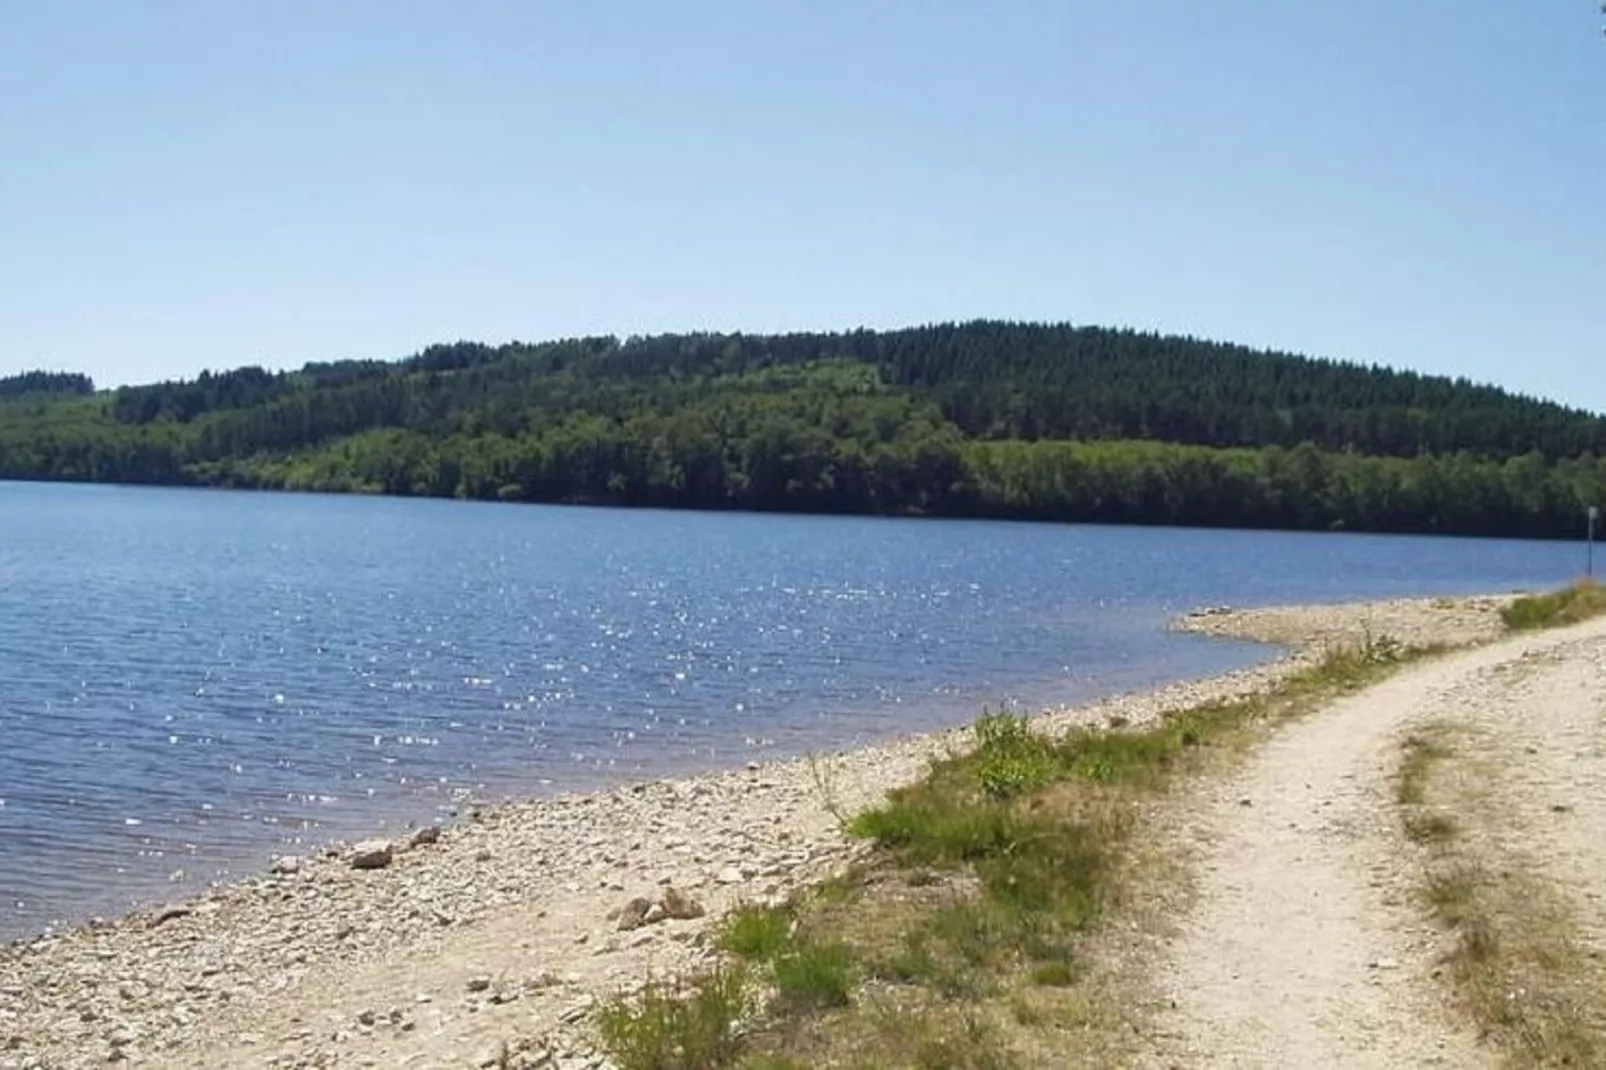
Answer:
[[0, 593, 1516, 1070]]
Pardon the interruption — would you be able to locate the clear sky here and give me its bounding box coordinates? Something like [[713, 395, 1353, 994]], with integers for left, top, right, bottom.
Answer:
[[2, 2, 1602, 409]]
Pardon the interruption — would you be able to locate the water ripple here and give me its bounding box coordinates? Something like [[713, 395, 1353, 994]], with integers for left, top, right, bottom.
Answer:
[[0, 483, 1582, 939]]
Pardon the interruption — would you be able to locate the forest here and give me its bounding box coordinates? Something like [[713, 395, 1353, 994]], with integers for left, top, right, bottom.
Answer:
[[1, 321, 1602, 539]]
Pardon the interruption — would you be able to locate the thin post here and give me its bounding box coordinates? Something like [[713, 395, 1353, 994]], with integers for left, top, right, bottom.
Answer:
[[1590, 506, 1599, 579]]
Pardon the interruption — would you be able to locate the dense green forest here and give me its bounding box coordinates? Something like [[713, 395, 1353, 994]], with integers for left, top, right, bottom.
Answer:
[[0, 371, 94, 398], [2, 322, 1603, 539]]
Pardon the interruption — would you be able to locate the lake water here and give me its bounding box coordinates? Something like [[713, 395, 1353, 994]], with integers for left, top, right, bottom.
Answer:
[[0, 482, 1588, 939]]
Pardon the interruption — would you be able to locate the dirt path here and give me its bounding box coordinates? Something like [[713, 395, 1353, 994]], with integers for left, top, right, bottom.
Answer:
[[1448, 638, 1606, 959], [1138, 616, 1606, 1069]]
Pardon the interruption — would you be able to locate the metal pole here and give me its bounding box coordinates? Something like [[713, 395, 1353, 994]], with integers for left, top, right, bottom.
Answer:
[[1590, 506, 1599, 579]]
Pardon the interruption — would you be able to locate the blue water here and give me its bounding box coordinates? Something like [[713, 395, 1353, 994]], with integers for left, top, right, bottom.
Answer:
[[0, 482, 1587, 938]]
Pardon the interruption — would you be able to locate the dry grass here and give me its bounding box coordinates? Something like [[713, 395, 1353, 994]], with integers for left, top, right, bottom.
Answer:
[[1397, 726, 1460, 843], [1395, 733, 1606, 1067], [593, 636, 1433, 1069], [1501, 580, 1606, 631]]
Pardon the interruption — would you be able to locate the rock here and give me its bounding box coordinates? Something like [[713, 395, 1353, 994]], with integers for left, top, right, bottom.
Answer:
[[410, 826, 442, 848], [615, 897, 653, 932], [356, 1010, 376, 1026], [661, 887, 705, 920], [642, 903, 667, 925], [475, 849, 494, 863], [271, 856, 303, 876], [466, 976, 492, 993], [153, 906, 191, 926], [349, 841, 394, 870], [715, 866, 744, 885]]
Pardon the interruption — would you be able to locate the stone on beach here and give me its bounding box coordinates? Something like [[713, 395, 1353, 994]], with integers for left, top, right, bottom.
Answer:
[[349, 840, 395, 870]]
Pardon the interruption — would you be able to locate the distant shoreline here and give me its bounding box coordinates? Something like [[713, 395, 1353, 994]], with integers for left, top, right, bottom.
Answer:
[[1, 475, 1595, 546]]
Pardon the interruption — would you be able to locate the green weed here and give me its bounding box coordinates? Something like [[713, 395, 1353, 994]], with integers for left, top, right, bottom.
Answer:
[[772, 941, 856, 1011], [719, 904, 794, 963], [596, 967, 751, 1070]]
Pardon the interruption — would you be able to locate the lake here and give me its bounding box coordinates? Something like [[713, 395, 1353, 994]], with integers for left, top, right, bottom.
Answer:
[[0, 481, 1587, 939]]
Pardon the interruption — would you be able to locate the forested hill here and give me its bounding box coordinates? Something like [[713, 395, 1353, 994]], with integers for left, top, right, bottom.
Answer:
[[2, 321, 1603, 539], [0, 370, 94, 398]]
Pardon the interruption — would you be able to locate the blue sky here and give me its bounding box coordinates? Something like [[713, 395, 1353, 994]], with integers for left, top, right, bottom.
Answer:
[[2, 2, 1602, 409]]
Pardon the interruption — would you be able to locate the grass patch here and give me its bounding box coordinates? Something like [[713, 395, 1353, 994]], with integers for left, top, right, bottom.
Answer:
[[1029, 960, 1078, 988], [772, 941, 856, 1010], [1397, 732, 1451, 806], [1397, 728, 1606, 1067], [1501, 580, 1606, 631], [1397, 726, 1462, 843], [595, 967, 751, 1070], [719, 904, 794, 963], [596, 635, 1432, 1068], [1421, 856, 1601, 1066]]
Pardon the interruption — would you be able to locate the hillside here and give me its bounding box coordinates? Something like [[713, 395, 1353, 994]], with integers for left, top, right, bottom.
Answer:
[[2, 321, 1603, 538]]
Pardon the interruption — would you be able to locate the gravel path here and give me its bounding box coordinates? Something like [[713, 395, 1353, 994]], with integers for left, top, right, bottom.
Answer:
[[1138, 613, 1606, 1069]]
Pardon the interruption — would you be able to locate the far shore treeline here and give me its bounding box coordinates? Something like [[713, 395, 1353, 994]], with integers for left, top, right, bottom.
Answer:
[[3, 321, 1604, 539]]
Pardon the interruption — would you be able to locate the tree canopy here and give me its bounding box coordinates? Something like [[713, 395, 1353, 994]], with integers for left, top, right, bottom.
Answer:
[[0, 370, 94, 398], [2, 321, 1602, 539]]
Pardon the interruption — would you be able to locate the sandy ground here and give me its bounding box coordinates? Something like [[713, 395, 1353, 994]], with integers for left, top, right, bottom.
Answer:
[[0, 592, 1533, 1069]]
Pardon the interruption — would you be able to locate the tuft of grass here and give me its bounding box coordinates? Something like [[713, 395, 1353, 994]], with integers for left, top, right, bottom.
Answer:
[[595, 967, 751, 1070], [1397, 726, 1463, 844], [1029, 960, 1078, 988], [806, 750, 853, 829], [719, 904, 794, 963], [859, 1006, 1020, 1070], [1424, 863, 1485, 934], [772, 941, 856, 1011], [1397, 732, 1451, 806], [1404, 811, 1459, 844], [1501, 580, 1606, 631]]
